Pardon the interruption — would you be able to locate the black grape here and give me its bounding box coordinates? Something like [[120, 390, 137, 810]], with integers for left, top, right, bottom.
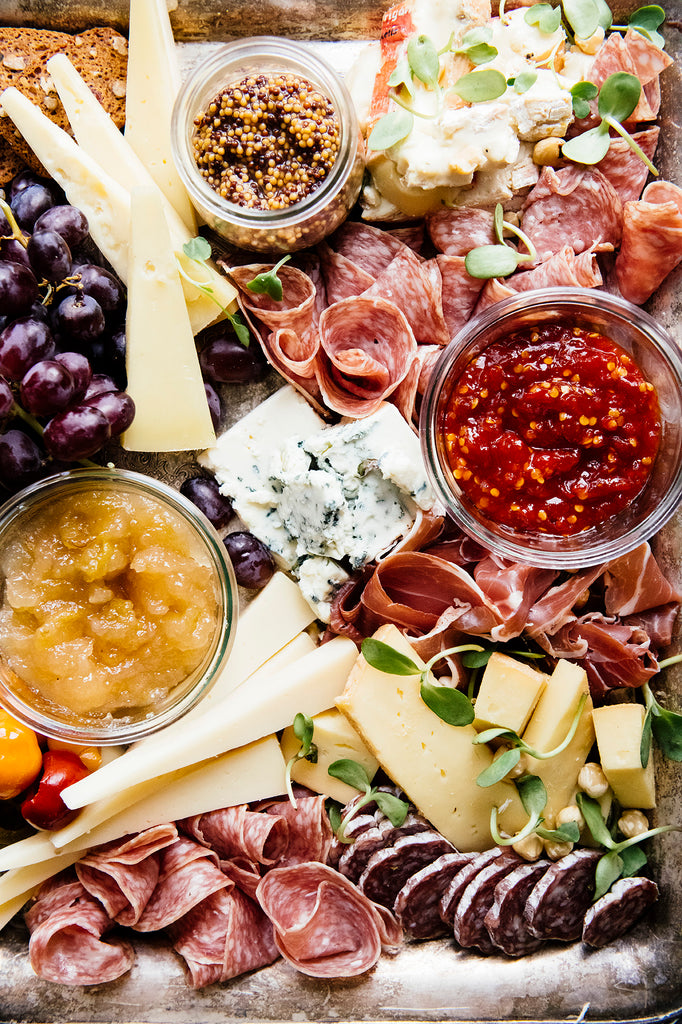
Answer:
[[27, 229, 72, 283], [34, 205, 89, 249], [10, 183, 55, 231], [0, 429, 43, 489], [0, 376, 14, 424], [204, 381, 221, 431], [199, 331, 266, 384], [83, 390, 135, 436], [71, 264, 125, 315], [54, 351, 92, 400], [43, 404, 111, 461], [83, 373, 117, 401], [180, 476, 233, 529], [0, 236, 32, 270], [0, 263, 39, 319], [0, 317, 55, 380], [54, 293, 106, 343], [20, 359, 77, 417], [223, 531, 275, 589], [8, 170, 42, 201]]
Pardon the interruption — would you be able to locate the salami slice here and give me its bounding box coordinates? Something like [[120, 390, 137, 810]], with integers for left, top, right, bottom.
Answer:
[[426, 208, 496, 257], [182, 804, 289, 866], [582, 876, 658, 948], [358, 831, 455, 908], [394, 851, 477, 940], [318, 241, 375, 304], [133, 836, 231, 932], [364, 250, 450, 347], [264, 794, 333, 866], [597, 129, 660, 204], [615, 179, 682, 304], [452, 851, 523, 953], [219, 856, 263, 900], [484, 860, 551, 957], [331, 220, 407, 278], [256, 862, 401, 979], [524, 848, 601, 941], [440, 848, 518, 926], [337, 821, 395, 883], [437, 254, 486, 338]]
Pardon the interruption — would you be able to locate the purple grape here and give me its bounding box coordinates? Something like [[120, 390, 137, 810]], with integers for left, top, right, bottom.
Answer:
[[223, 531, 275, 589], [28, 300, 51, 325], [55, 293, 106, 343], [71, 264, 125, 314], [90, 325, 126, 387], [0, 429, 43, 489], [54, 351, 92, 400], [83, 389, 135, 436], [0, 262, 39, 319], [43, 403, 111, 460], [181, 476, 233, 529], [8, 170, 42, 201], [204, 381, 221, 431], [11, 183, 55, 231], [0, 236, 31, 271], [34, 205, 89, 248], [20, 359, 77, 417], [0, 209, 10, 236], [0, 317, 55, 380], [83, 373, 117, 401], [27, 229, 72, 283], [199, 332, 265, 384], [0, 376, 14, 423]]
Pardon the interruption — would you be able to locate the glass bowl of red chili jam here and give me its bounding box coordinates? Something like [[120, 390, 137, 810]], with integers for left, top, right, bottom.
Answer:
[[171, 37, 364, 253], [420, 288, 682, 570]]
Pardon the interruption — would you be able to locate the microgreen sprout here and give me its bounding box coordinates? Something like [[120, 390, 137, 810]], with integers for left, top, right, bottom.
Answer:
[[387, 58, 415, 98], [367, 108, 415, 152], [474, 693, 588, 788], [576, 792, 680, 899], [562, 72, 658, 175], [612, 4, 666, 47], [246, 254, 291, 302], [525, 3, 563, 34], [641, 653, 682, 765], [327, 759, 409, 842], [407, 34, 441, 90], [509, 70, 538, 94], [455, 26, 499, 65], [284, 712, 318, 808], [360, 637, 482, 726], [490, 774, 581, 846], [464, 202, 538, 279], [451, 68, 508, 103], [179, 237, 251, 346]]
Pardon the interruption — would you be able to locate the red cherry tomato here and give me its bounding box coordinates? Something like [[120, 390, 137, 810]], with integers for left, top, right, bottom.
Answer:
[[21, 749, 90, 831]]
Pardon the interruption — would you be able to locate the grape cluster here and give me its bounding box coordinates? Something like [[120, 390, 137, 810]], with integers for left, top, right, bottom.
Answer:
[[0, 171, 133, 491]]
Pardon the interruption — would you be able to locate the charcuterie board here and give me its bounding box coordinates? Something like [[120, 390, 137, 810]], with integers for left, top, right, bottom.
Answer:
[[0, 0, 681, 1021]]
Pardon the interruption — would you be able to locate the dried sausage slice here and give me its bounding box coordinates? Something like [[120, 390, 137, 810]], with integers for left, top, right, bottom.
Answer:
[[484, 860, 551, 957], [524, 848, 601, 941], [395, 851, 477, 940], [439, 848, 518, 926], [452, 851, 522, 953], [582, 876, 659, 948], [358, 832, 455, 908]]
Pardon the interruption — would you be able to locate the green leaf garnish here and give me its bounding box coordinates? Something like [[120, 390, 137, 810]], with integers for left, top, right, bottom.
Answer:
[[284, 712, 318, 807], [246, 254, 291, 302], [536, 821, 581, 844], [517, 774, 548, 818], [570, 80, 599, 118], [407, 34, 441, 89], [563, 0, 601, 39], [640, 706, 654, 768], [361, 637, 420, 676], [561, 122, 612, 164], [451, 68, 508, 103], [420, 678, 476, 726], [465, 244, 522, 279], [576, 793, 615, 848], [456, 27, 498, 65], [367, 108, 415, 151], [598, 70, 641, 122], [183, 235, 212, 262], [525, 3, 563, 33], [594, 849, 624, 899], [178, 236, 251, 347], [619, 844, 648, 877], [328, 758, 409, 842], [512, 70, 538, 94], [388, 57, 415, 97], [477, 747, 522, 787], [593, 0, 614, 30], [328, 758, 372, 792], [374, 789, 410, 826], [643, 676, 682, 761], [628, 4, 665, 47]]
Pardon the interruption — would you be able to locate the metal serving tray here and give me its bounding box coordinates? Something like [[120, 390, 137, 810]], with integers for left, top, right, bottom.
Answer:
[[0, 2, 681, 1021]]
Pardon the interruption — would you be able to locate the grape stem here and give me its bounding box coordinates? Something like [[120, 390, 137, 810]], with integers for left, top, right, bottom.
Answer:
[[0, 198, 28, 247]]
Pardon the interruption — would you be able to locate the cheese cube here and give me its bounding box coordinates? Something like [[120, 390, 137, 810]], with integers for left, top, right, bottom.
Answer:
[[521, 659, 595, 827], [336, 624, 527, 851], [473, 652, 548, 734], [592, 703, 656, 810], [280, 708, 380, 805]]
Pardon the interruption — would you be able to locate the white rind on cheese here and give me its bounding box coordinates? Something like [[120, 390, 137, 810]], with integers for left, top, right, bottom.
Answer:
[[123, 184, 215, 451], [125, 0, 197, 233], [62, 635, 357, 810]]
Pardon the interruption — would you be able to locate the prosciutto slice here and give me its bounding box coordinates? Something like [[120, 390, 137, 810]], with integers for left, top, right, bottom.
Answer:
[[133, 836, 231, 932], [520, 165, 623, 263], [256, 862, 401, 978], [26, 872, 135, 986], [181, 805, 289, 866], [615, 180, 682, 304], [603, 543, 682, 616]]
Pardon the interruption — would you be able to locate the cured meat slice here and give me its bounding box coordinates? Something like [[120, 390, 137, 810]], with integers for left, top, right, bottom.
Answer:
[[582, 876, 659, 948], [220, 857, 263, 900], [228, 263, 318, 339], [440, 848, 518, 926], [331, 220, 407, 278], [337, 820, 396, 883], [26, 875, 135, 986], [75, 824, 177, 926], [394, 851, 477, 939], [587, 30, 671, 123], [615, 180, 682, 305], [524, 848, 601, 941], [364, 250, 450, 347], [474, 557, 558, 641], [475, 246, 602, 312], [603, 543, 682, 616], [452, 851, 523, 953], [437, 254, 486, 338], [597, 129, 660, 204], [388, 223, 425, 253], [263, 794, 333, 866], [358, 832, 455, 908], [182, 804, 289, 866], [133, 836, 231, 932], [256, 862, 402, 979], [484, 860, 551, 957], [317, 241, 375, 304], [169, 886, 279, 988], [520, 165, 623, 264], [315, 295, 417, 418], [25, 871, 87, 931], [426, 208, 496, 257]]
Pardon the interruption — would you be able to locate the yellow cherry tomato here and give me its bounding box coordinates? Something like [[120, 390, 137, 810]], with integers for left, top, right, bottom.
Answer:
[[47, 738, 102, 771], [0, 708, 43, 800]]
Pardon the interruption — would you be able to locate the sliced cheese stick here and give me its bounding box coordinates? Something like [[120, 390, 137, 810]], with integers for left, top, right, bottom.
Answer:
[[62, 635, 357, 811], [0, 852, 81, 932]]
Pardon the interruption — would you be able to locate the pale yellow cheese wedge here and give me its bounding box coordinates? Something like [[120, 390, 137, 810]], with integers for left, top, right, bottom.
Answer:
[[592, 703, 656, 809], [473, 651, 548, 734], [281, 708, 380, 805]]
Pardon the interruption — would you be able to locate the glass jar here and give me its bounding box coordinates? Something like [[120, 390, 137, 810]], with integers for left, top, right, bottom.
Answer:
[[171, 37, 365, 253]]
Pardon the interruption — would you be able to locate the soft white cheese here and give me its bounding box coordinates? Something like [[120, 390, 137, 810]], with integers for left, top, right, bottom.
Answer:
[[297, 557, 350, 622], [490, 8, 565, 65], [503, 69, 574, 142]]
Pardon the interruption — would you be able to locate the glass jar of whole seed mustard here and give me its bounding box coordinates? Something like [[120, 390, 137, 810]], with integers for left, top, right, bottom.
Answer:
[[171, 38, 364, 253]]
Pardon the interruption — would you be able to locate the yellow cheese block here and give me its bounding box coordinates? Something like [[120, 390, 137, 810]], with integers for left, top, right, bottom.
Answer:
[[473, 652, 548, 734], [336, 624, 527, 851], [592, 703, 656, 809], [521, 659, 595, 827], [281, 708, 380, 805]]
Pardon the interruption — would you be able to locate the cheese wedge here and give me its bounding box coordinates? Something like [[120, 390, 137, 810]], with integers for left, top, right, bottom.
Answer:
[[592, 703, 656, 809], [473, 652, 548, 734], [125, 0, 197, 232], [0, 852, 81, 932], [281, 708, 380, 804], [123, 184, 215, 450]]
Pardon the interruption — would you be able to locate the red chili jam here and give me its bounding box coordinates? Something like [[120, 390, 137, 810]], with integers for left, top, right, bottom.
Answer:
[[440, 325, 661, 536]]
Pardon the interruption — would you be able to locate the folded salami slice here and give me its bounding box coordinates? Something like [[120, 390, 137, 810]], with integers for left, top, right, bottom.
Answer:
[[264, 794, 333, 866], [133, 836, 231, 932], [182, 804, 289, 866], [484, 860, 551, 957], [453, 851, 523, 953], [219, 857, 263, 900], [317, 241, 375, 304], [582, 876, 659, 948], [169, 886, 279, 988], [256, 862, 402, 978], [364, 251, 450, 347], [524, 848, 601, 941], [330, 220, 407, 278], [440, 848, 518, 927], [358, 831, 455, 908], [597, 129, 660, 204], [615, 180, 682, 304], [26, 873, 135, 986], [426, 208, 496, 257], [437, 254, 486, 338], [395, 851, 477, 940]]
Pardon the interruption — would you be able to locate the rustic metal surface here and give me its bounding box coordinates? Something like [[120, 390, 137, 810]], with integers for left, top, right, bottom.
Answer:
[[0, 1, 682, 1022]]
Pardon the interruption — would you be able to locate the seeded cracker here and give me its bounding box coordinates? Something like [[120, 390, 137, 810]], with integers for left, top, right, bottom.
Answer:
[[0, 26, 128, 181]]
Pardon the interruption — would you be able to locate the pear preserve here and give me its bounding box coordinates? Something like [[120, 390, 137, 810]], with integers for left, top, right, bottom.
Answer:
[[441, 325, 661, 536]]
